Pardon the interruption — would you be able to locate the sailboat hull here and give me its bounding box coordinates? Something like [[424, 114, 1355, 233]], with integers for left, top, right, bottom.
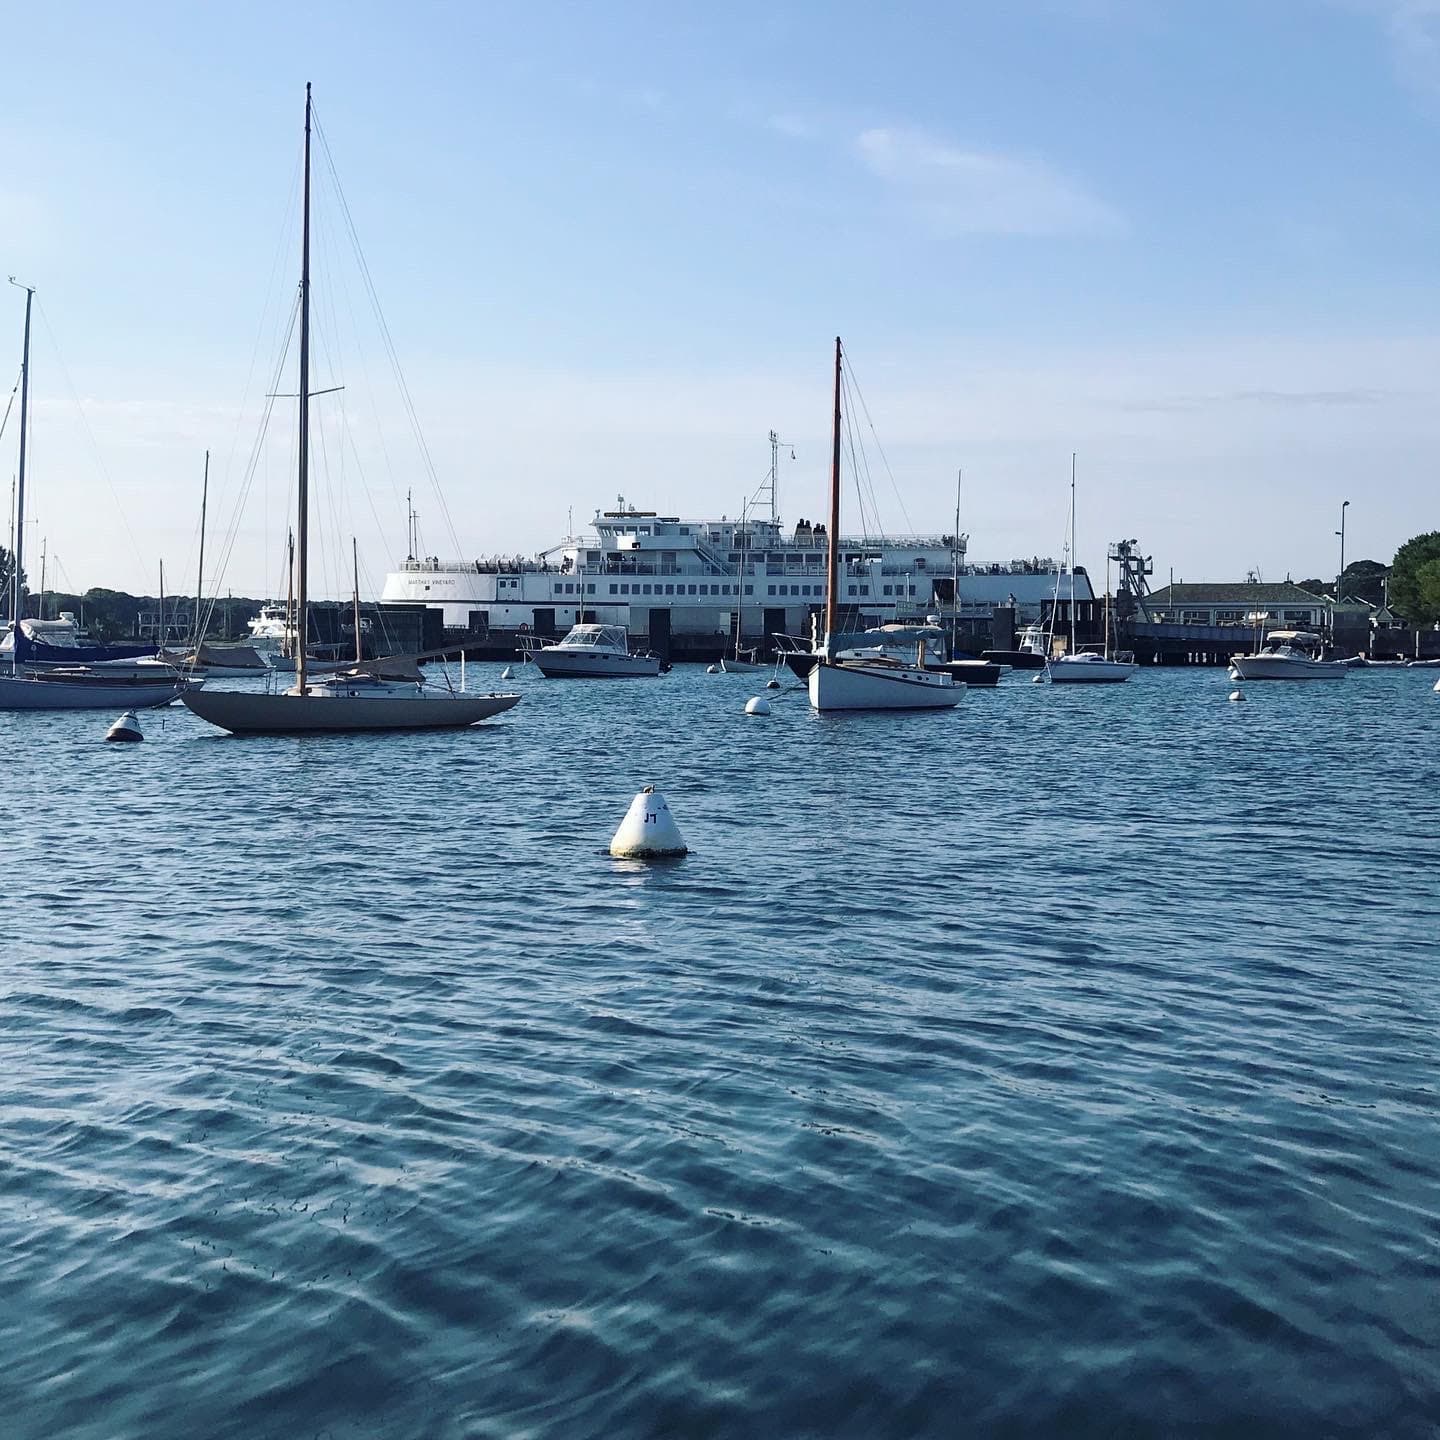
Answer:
[[1045, 657, 1138, 683], [0, 673, 191, 710], [182, 686, 521, 734], [808, 661, 962, 711]]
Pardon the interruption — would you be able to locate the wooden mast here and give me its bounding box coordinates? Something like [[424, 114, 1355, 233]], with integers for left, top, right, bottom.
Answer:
[[824, 336, 841, 658], [192, 449, 208, 649], [9, 282, 33, 673], [294, 81, 313, 695]]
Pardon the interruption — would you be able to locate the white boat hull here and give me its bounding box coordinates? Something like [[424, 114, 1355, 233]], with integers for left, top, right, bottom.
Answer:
[[1046, 656, 1138, 684], [808, 660, 962, 711], [532, 649, 661, 678], [182, 685, 521, 734], [1230, 656, 1347, 680], [718, 657, 763, 673], [0, 673, 192, 710]]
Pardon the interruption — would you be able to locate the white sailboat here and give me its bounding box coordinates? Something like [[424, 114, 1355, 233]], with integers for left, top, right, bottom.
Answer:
[[0, 282, 194, 711], [182, 85, 519, 736], [807, 339, 961, 713], [1045, 455, 1137, 684]]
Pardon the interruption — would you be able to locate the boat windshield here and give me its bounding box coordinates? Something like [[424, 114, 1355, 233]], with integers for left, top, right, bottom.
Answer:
[[558, 624, 628, 650]]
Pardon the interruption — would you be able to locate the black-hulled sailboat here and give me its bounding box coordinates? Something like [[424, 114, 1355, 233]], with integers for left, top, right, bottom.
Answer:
[[183, 85, 519, 735]]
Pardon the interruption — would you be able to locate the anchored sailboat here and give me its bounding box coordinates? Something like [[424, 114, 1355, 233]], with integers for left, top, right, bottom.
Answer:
[[807, 339, 961, 712], [0, 282, 192, 710], [183, 85, 519, 735], [1044, 455, 1137, 685]]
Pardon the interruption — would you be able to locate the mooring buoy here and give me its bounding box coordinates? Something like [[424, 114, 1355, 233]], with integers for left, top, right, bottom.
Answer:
[[609, 786, 687, 859], [500, 665, 514, 680], [744, 696, 771, 716], [105, 710, 144, 743], [1229, 689, 1245, 702]]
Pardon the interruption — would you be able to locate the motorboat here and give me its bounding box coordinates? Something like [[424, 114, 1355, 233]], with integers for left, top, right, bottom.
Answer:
[[1229, 630, 1347, 680], [982, 620, 1049, 670], [530, 623, 664, 678]]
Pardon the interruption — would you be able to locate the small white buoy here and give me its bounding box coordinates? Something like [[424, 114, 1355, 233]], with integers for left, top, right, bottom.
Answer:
[[105, 710, 143, 743], [1433, 678, 1440, 694], [706, 664, 719, 674], [609, 786, 687, 859], [1229, 689, 1245, 702], [744, 696, 771, 716], [1032, 673, 1044, 684], [500, 666, 514, 680], [766, 677, 781, 689], [1228, 666, 1241, 681]]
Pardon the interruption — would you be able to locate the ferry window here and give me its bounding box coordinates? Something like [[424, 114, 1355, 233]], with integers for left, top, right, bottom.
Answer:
[[722, 584, 731, 595], [665, 584, 674, 595], [767, 585, 776, 596], [860, 585, 870, 596], [643, 584, 652, 595], [586, 584, 595, 594], [847, 585, 856, 596], [883, 585, 893, 596], [744, 585, 753, 596], [621, 583, 630, 594], [688, 585, 697, 595], [608, 584, 617, 595]]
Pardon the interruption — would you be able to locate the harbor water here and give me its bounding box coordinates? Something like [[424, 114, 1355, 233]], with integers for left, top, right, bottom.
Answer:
[[3, 665, 1438, 1438]]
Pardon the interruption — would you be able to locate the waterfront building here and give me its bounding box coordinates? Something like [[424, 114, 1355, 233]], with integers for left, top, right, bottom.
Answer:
[[1143, 582, 1329, 630]]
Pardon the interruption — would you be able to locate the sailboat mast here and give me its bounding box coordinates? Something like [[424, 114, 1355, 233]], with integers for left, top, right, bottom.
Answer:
[[285, 529, 294, 658], [294, 81, 313, 695], [38, 537, 46, 622], [1069, 452, 1077, 655], [951, 467, 962, 656], [824, 337, 842, 656], [352, 537, 362, 665], [193, 449, 209, 648], [10, 283, 33, 673], [159, 559, 165, 649]]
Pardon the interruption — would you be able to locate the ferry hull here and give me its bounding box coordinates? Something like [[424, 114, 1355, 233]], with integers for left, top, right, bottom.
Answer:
[[808, 661, 962, 712], [182, 687, 521, 734]]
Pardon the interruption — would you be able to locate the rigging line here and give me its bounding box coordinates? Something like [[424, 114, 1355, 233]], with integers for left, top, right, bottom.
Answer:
[[0, 367, 20, 446], [196, 294, 300, 645], [33, 298, 152, 583], [311, 106, 465, 562], [841, 369, 881, 542], [841, 353, 914, 536]]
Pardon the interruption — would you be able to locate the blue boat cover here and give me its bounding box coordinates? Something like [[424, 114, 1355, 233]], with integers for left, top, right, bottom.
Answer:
[[14, 629, 159, 664]]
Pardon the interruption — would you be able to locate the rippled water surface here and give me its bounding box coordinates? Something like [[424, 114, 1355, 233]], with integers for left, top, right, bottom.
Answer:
[[3, 663, 1439, 1438]]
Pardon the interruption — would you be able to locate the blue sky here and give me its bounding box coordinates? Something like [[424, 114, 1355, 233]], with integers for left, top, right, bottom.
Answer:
[[2, 0, 1438, 599]]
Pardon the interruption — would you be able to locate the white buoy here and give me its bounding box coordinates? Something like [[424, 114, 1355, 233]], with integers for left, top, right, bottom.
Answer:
[[765, 677, 781, 689], [1032, 673, 1044, 684], [105, 710, 143, 743], [1434, 678, 1440, 694], [706, 664, 719, 674], [744, 696, 771, 716], [1229, 689, 1245, 702], [609, 786, 687, 859], [500, 666, 514, 680]]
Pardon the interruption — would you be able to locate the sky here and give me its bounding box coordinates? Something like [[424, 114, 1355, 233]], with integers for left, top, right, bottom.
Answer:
[[2, 0, 1438, 601]]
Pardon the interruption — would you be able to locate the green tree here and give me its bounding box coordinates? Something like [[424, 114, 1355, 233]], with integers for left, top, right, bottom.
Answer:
[[1390, 532, 1440, 625]]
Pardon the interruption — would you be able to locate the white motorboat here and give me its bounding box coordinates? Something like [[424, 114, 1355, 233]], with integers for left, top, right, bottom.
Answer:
[[531, 623, 663, 678], [182, 86, 520, 738], [807, 339, 960, 714], [1230, 631, 1347, 680]]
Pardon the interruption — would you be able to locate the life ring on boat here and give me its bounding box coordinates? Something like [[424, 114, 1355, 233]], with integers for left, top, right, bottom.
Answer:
[[518, 623, 530, 633]]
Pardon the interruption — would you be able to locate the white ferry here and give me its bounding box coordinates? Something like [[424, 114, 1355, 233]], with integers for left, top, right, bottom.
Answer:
[[382, 498, 1089, 651]]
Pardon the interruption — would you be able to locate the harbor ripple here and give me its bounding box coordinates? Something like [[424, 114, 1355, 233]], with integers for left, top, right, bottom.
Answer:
[[2, 665, 1438, 1438]]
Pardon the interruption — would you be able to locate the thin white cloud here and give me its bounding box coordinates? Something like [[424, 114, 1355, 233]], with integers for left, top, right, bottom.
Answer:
[[855, 125, 1124, 237], [1335, 0, 1440, 102]]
